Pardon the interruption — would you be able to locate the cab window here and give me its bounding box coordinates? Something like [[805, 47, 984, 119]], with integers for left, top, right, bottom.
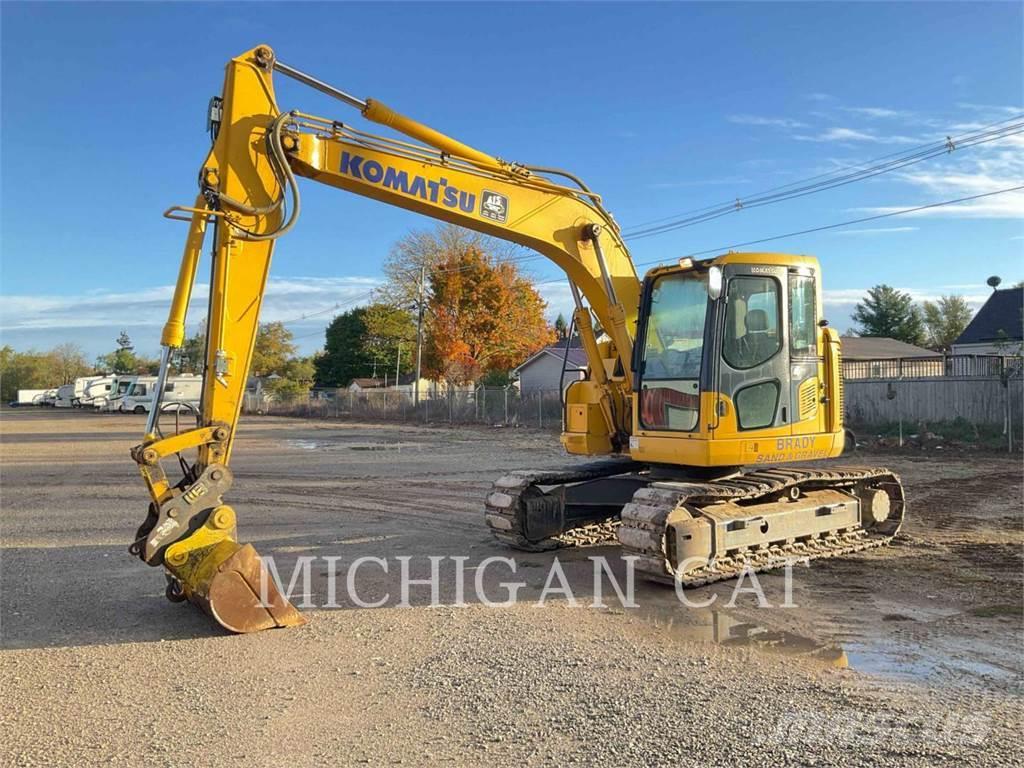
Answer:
[[723, 276, 781, 370], [639, 271, 709, 431], [789, 274, 817, 358]]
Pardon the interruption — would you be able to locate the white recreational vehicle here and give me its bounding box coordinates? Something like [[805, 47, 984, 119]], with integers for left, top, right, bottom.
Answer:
[[79, 376, 117, 409], [120, 374, 203, 414], [54, 376, 105, 408], [98, 375, 138, 412], [54, 382, 77, 408]]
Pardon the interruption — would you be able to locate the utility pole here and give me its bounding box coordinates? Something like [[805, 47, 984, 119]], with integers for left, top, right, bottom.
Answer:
[[395, 343, 402, 387], [414, 263, 426, 407]]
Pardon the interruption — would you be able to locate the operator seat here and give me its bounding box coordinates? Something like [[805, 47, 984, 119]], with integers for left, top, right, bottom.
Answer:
[[738, 308, 774, 367]]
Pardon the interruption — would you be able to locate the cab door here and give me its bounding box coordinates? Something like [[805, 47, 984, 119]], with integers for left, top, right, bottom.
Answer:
[[787, 268, 824, 435], [716, 265, 791, 435]]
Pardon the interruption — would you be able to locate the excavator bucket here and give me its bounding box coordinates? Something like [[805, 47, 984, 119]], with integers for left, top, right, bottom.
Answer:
[[169, 539, 306, 633]]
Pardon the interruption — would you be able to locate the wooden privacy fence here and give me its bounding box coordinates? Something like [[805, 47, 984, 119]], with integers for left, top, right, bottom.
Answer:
[[844, 376, 1023, 427]]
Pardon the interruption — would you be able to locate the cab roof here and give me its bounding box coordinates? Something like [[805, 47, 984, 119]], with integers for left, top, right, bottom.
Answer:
[[643, 252, 821, 281]]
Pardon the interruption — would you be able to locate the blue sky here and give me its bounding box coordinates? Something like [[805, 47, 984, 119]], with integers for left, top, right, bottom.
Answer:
[[2, 1, 1021, 360]]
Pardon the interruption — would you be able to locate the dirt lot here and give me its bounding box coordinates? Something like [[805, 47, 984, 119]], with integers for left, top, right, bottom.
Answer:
[[1, 409, 1022, 767]]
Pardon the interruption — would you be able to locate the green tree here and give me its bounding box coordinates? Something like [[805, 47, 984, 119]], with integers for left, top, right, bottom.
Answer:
[[554, 313, 569, 340], [364, 303, 416, 379], [480, 369, 512, 387], [0, 344, 96, 400], [315, 308, 374, 386], [49, 343, 91, 384], [251, 321, 297, 376], [921, 295, 973, 352], [177, 319, 207, 374], [264, 378, 309, 403], [1, 348, 54, 401], [96, 331, 147, 374], [851, 285, 925, 345], [282, 356, 316, 384]]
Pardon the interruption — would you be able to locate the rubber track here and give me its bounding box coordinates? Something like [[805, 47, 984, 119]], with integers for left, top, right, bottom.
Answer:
[[484, 460, 642, 551], [618, 466, 905, 586]]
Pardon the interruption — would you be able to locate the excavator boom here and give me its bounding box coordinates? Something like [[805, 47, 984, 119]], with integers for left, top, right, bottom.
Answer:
[[131, 45, 641, 630]]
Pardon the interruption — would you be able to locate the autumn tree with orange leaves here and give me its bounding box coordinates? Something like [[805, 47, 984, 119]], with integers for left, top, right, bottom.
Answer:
[[424, 244, 554, 385]]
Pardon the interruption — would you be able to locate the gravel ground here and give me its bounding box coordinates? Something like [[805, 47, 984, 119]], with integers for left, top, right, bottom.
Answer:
[[1, 410, 1021, 766]]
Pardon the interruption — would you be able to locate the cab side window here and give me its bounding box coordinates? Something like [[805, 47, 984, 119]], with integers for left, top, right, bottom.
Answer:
[[789, 274, 817, 357], [723, 276, 782, 370]]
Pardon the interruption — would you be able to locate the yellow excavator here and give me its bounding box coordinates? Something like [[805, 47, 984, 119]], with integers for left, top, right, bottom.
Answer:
[[130, 45, 904, 632]]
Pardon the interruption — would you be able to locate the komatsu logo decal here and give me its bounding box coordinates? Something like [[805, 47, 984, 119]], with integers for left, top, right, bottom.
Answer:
[[340, 151, 476, 213]]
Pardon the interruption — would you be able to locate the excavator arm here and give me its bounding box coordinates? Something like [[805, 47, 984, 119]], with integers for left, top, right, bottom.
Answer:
[[130, 45, 643, 632]]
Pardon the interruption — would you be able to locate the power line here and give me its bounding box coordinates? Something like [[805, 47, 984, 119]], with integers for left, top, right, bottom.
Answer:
[[622, 120, 1024, 240], [291, 185, 1022, 336], [631, 185, 1023, 265], [623, 113, 1023, 232]]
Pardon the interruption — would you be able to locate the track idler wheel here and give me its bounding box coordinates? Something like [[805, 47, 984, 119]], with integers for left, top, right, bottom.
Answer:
[[166, 538, 306, 633]]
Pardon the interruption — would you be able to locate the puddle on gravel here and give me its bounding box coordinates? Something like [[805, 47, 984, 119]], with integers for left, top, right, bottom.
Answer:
[[632, 606, 1021, 689], [638, 609, 850, 668], [286, 439, 422, 452], [844, 643, 1003, 682]]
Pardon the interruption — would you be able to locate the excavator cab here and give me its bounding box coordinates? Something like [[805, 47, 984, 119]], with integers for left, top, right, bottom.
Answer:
[[567, 252, 846, 469]]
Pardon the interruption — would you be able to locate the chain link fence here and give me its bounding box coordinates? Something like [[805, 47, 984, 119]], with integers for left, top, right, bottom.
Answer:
[[247, 386, 566, 429], [250, 354, 1024, 444]]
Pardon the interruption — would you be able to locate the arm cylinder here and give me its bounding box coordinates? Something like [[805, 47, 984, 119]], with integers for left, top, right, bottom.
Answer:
[[161, 195, 210, 348]]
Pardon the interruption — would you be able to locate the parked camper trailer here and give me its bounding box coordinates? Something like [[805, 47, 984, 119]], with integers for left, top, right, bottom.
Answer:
[[54, 383, 76, 408], [120, 375, 202, 414], [80, 376, 117, 409], [54, 377, 103, 408]]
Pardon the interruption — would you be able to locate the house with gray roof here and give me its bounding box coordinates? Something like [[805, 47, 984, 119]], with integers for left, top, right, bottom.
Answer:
[[512, 340, 587, 393], [952, 287, 1024, 355]]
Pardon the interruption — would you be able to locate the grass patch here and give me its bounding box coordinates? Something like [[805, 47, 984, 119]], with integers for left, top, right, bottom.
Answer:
[[851, 417, 1015, 449]]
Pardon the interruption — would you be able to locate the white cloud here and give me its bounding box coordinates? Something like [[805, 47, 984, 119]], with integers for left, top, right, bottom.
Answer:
[[956, 102, 1023, 116], [794, 127, 921, 144], [853, 145, 1024, 220], [804, 93, 836, 103], [535, 279, 575, 321], [728, 114, 807, 129], [0, 276, 381, 332], [840, 107, 915, 120], [824, 285, 991, 309]]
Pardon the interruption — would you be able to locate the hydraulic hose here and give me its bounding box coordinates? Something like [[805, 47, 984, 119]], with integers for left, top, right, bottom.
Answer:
[[215, 111, 301, 241]]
